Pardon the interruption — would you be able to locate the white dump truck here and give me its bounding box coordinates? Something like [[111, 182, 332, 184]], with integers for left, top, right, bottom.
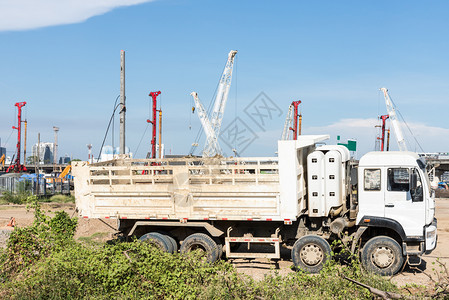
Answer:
[[73, 135, 437, 275]]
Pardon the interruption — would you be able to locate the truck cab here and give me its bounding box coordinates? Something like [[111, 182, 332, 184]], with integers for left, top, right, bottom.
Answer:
[[356, 151, 437, 274]]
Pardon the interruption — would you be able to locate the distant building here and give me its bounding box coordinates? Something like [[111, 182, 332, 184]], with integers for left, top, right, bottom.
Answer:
[[32, 142, 54, 164], [0, 147, 5, 157], [99, 146, 132, 162], [59, 156, 70, 164]]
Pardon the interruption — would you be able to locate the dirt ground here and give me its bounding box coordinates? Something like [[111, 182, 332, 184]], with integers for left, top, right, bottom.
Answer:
[[0, 199, 448, 289]]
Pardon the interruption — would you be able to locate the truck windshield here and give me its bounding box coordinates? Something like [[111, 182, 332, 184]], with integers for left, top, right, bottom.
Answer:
[[417, 158, 431, 194]]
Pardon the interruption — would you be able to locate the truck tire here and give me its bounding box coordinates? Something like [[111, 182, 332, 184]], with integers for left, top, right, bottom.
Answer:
[[164, 234, 178, 254], [361, 236, 404, 276], [180, 233, 220, 263], [291, 235, 332, 273], [153, 231, 178, 254], [139, 232, 172, 253]]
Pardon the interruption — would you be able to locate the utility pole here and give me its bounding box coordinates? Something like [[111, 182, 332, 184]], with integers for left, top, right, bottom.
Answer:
[[53, 126, 59, 166], [120, 50, 126, 155]]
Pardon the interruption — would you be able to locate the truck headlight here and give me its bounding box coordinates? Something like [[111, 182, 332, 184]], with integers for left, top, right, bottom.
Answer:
[[427, 229, 436, 241]]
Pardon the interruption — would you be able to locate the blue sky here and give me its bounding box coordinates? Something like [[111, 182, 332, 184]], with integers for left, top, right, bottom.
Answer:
[[1, 0, 448, 161]]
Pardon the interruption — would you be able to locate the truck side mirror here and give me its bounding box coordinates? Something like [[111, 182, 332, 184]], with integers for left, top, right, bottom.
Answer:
[[350, 168, 358, 186], [410, 173, 417, 190]]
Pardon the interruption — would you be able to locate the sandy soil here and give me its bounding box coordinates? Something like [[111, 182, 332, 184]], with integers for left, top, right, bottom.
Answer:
[[0, 199, 447, 289]]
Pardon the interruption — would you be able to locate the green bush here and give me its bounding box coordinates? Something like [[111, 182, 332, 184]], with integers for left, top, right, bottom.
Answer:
[[48, 194, 75, 203], [0, 189, 31, 204], [0, 201, 406, 299], [1, 198, 77, 277]]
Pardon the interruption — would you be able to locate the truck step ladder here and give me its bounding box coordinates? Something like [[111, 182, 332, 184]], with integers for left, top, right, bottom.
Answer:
[[225, 227, 281, 259], [225, 236, 281, 259]]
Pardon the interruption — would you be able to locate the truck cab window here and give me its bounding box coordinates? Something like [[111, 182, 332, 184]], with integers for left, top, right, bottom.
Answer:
[[387, 168, 409, 192], [364, 169, 381, 191], [411, 169, 423, 202]]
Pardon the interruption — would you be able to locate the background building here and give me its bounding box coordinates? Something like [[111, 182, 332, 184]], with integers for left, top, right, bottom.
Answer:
[[59, 156, 70, 164], [32, 142, 54, 164]]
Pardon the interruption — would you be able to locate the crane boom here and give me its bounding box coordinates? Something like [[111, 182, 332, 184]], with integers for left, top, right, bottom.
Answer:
[[190, 92, 221, 156], [208, 50, 237, 145], [281, 104, 294, 140], [380, 88, 407, 151], [192, 50, 237, 157]]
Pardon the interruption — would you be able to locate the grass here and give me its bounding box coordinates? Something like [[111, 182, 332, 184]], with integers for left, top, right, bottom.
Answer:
[[0, 192, 75, 205], [78, 232, 110, 246], [47, 194, 75, 203]]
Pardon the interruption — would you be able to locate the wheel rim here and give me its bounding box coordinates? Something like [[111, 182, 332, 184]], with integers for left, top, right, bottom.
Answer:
[[189, 244, 208, 259], [371, 246, 394, 268], [300, 243, 323, 266]]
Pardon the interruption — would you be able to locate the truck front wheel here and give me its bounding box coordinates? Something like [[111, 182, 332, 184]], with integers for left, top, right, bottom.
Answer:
[[291, 235, 332, 273], [180, 233, 220, 263], [361, 236, 404, 276]]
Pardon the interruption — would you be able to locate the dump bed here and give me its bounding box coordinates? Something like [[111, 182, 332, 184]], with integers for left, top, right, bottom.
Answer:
[[73, 135, 329, 222], [73, 156, 284, 221]]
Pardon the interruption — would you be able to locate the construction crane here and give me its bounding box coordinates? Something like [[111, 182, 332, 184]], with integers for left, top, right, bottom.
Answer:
[[191, 50, 237, 157], [147, 91, 161, 159], [281, 101, 302, 140], [7, 101, 27, 173], [59, 165, 71, 179], [376, 114, 389, 151], [281, 105, 293, 140], [380, 88, 407, 151], [0, 154, 5, 170], [190, 92, 221, 156]]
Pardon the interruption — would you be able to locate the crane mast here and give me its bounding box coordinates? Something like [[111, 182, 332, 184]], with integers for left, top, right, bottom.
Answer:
[[380, 87, 407, 151], [192, 50, 237, 157], [190, 92, 221, 156], [210, 50, 237, 135], [281, 104, 294, 140], [281, 100, 301, 140]]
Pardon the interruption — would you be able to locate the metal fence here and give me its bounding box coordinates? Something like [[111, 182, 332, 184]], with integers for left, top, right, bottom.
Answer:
[[0, 176, 71, 196]]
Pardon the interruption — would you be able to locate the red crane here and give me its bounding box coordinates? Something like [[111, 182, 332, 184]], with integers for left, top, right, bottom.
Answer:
[[289, 101, 302, 140], [7, 102, 27, 173], [147, 91, 161, 159], [377, 114, 389, 151]]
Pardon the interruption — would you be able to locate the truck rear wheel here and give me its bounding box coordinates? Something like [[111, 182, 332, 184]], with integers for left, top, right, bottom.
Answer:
[[361, 236, 404, 276], [139, 232, 172, 253], [164, 235, 178, 253], [180, 233, 220, 263], [291, 235, 332, 273]]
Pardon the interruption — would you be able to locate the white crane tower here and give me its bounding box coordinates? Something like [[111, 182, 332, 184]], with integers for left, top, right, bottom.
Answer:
[[191, 50, 238, 157], [281, 104, 294, 140], [380, 87, 407, 151]]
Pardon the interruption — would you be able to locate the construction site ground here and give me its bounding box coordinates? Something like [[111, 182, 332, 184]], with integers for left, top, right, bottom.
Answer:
[[0, 198, 447, 289]]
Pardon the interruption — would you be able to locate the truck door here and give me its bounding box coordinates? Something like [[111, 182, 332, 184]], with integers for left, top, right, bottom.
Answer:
[[360, 168, 384, 218], [384, 168, 425, 237]]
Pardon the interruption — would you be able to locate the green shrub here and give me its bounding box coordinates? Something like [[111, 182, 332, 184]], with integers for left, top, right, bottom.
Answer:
[[0, 189, 31, 204], [1, 198, 77, 277], [48, 194, 75, 203], [0, 201, 405, 299]]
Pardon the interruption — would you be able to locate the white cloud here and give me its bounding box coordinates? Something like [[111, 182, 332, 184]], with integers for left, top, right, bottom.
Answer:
[[303, 118, 449, 157], [0, 0, 154, 31]]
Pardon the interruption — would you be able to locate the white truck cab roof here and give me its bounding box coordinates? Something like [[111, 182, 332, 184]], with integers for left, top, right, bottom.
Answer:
[[359, 151, 420, 168]]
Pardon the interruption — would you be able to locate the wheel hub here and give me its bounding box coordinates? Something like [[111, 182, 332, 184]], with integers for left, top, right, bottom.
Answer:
[[372, 246, 394, 268], [300, 243, 323, 266]]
